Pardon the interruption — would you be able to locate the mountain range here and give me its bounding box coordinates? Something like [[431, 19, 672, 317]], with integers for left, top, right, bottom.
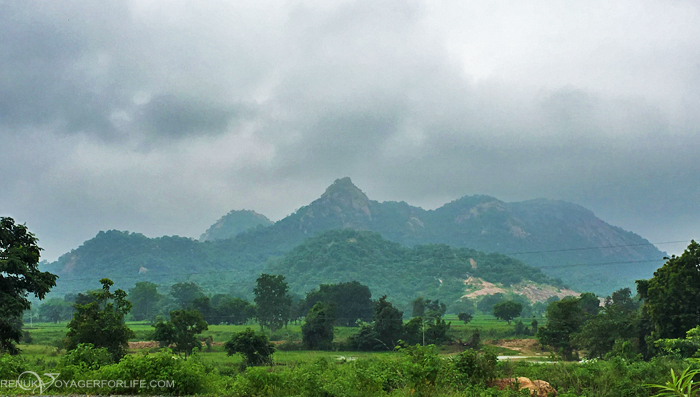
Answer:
[[42, 177, 665, 299]]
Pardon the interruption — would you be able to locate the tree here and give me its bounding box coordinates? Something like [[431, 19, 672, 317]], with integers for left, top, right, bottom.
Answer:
[[0, 217, 57, 354], [302, 281, 373, 326], [38, 298, 72, 323], [493, 300, 522, 324], [153, 309, 208, 358], [225, 328, 275, 366], [637, 241, 700, 341], [458, 312, 473, 324], [301, 302, 335, 350], [574, 288, 640, 358], [170, 282, 205, 309], [349, 296, 404, 351], [412, 297, 425, 318], [254, 274, 291, 333], [424, 299, 447, 321], [128, 282, 163, 322], [65, 278, 135, 361], [373, 295, 404, 350], [536, 296, 585, 360], [212, 295, 255, 325], [577, 292, 601, 317]]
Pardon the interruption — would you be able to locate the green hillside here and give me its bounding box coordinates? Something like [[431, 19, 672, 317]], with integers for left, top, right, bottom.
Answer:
[[199, 209, 273, 241], [267, 229, 564, 306], [44, 177, 666, 297]]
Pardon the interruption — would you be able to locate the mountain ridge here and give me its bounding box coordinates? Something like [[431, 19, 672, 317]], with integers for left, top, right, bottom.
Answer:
[[44, 177, 666, 296]]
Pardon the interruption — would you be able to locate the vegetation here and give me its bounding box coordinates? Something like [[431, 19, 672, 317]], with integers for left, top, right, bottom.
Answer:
[[301, 302, 335, 350], [492, 300, 523, 324], [153, 309, 208, 358], [224, 327, 275, 366], [65, 278, 135, 361], [254, 274, 292, 333], [0, 217, 57, 354]]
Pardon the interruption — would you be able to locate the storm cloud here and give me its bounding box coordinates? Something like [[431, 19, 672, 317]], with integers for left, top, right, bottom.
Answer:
[[1, 0, 698, 260]]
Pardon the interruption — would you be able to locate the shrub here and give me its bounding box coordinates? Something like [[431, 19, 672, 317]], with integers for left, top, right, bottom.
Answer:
[[61, 343, 112, 370], [225, 328, 275, 366]]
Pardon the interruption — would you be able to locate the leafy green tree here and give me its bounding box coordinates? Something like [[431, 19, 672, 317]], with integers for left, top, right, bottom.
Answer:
[[574, 288, 640, 358], [493, 300, 523, 324], [254, 274, 291, 333], [424, 299, 447, 321], [170, 282, 205, 309], [211, 295, 255, 325], [536, 296, 585, 360], [65, 278, 135, 361], [191, 296, 212, 322], [578, 292, 601, 317], [225, 327, 275, 366], [373, 295, 404, 350], [302, 281, 373, 326], [301, 302, 335, 350], [0, 217, 57, 354], [349, 296, 404, 351], [412, 297, 425, 318], [38, 298, 73, 323], [458, 312, 473, 324], [153, 309, 208, 358], [128, 281, 163, 322], [637, 241, 700, 341]]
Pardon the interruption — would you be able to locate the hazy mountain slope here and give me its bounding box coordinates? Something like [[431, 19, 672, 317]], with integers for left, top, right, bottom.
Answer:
[[266, 229, 565, 306], [45, 177, 665, 297], [199, 210, 273, 241]]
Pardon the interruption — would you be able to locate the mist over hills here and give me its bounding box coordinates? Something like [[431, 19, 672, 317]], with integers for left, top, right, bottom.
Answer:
[[43, 177, 665, 298]]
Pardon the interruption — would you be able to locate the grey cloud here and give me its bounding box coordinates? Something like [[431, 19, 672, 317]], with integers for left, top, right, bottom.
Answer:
[[0, 0, 698, 261], [137, 94, 245, 138]]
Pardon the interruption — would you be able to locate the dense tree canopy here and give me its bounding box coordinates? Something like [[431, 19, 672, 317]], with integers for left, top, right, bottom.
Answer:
[[65, 278, 135, 361], [254, 274, 292, 333], [153, 309, 208, 358], [302, 302, 335, 350], [0, 217, 57, 354], [637, 241, 700, 341], [493, 300, 523, 324], [128, 281, 163, 322], [302, 281, 373, 326]]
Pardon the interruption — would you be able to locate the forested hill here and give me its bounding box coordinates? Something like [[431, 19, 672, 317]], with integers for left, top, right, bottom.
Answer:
[[266, 229, 565, 305], [206, 177, 665, 294], [44, 177, 666, 296], [199, 210, 273, 241]]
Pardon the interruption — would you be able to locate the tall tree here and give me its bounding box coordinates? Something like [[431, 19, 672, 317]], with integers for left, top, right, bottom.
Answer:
[[128, 281, 163, 322], [38, 298, 73, 323], [170, 282, 205, 309], [302, 281, 373, 326], [373, 295, 404, 350], [493, 300, 523, 324], [536, 296, 586, 360], [153, 309, 208, 358], [0, 217, 57, 354], [302, 302, 335, 350], [65, 278, 135, 361], [575, 288, 640, 358], [254, 274, 291, 333], [637, 241, 700, 341]]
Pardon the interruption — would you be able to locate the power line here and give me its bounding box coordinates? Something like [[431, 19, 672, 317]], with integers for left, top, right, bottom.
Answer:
[[504, 240, 689, 256]]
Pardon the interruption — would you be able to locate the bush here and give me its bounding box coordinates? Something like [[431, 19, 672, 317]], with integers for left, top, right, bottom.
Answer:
[[61, 343, 112, 370], [451, 348, 498, 386], [225, 328, 275, 366]]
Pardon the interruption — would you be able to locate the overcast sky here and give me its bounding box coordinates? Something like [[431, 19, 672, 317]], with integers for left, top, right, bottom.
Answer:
[[1, 0, 698, 261]]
